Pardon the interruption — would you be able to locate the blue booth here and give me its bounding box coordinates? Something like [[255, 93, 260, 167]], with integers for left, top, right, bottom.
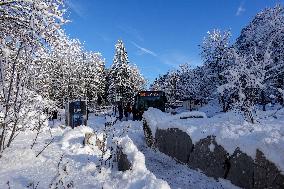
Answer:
[[65, 100, 87, 128]]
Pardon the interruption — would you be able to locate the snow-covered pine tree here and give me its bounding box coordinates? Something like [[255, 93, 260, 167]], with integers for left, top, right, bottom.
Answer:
[[128, 64, 146, 96], [176, 64, 203, 104], [150, 72, 170, 97], [218, 48, 270, 123], [107, 40, 145, 103], [150, 74, 167, 91], [108, 40, 131, 103], [165, 71, 180, 104], [201, 29, 232, 111], [151, 70, 180, 104], [81, 52, 106, 105], [93, 53, 107, 105], [46, 36, 84, 107], [235, 4, 284, 106]]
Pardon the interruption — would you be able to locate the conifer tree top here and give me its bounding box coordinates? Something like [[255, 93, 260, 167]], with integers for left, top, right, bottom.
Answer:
[[113, 40, 129, 67]]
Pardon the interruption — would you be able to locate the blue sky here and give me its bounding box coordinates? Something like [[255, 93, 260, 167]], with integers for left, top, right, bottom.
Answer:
[[64, 0, 282, 84]]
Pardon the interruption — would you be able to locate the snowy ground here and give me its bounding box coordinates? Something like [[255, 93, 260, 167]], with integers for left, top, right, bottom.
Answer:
[[0, 116, 169, 188], [127, 131, 238, 189], [84, 112, 239, 189], [0, 107, 240, 189]]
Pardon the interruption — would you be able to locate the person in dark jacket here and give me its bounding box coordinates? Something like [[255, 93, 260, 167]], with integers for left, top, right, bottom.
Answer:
[[117, 102, 123, 121], [113, 104, 117, 116], [132, 105, 137, 121], [124, 105, 128, 121]]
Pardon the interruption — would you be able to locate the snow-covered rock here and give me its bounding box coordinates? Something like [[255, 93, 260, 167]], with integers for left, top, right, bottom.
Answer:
[[143, 108, 284, 188], [115, 136, 170, 189], [143, 107, 284, 174]]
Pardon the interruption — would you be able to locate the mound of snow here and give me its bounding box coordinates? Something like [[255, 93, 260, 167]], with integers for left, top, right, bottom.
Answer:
[[0, 125, 170, 189], [115, 136, 170, 189], [61, 126, 93, 150], [60, 126, 114, 159], [143, 107, 207, 137], [176, 111, 207, 119]]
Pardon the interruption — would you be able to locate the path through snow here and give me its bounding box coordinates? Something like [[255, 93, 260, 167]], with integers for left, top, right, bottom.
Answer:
[[90, 114, 239, 189]]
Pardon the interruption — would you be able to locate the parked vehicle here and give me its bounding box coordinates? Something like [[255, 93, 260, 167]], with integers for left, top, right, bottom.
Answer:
[[133, 91, 167, 120]]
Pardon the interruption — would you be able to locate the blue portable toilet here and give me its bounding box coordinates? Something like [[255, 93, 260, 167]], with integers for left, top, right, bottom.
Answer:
[[65, 100, 87, 128]]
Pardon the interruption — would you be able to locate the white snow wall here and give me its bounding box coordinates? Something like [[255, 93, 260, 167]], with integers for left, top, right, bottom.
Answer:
[[142, 119, 284, 189]]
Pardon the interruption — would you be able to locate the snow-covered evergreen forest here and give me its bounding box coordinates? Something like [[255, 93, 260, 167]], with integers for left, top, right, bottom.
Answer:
[[0, 1, 284, 189], [151, 5, 284, 123], [0, 0, 146, 155]]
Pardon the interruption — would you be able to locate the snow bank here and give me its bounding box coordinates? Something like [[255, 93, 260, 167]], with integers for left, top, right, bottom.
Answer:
[[61, 126, 93, 151], [115, 136, 170, 189], [61, 126, 112, 158], [175, 111, 207, 119], [143, 107, 207, 137], [116, 136, 147, 172], [0, 124, 170, 189], [60, 127, 170, 188], [143, 107, 284, 173]]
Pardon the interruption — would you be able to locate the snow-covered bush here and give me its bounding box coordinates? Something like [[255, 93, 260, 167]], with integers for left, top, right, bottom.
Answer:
[[217, 49, 268, 123], [0, 0, 66, 154]]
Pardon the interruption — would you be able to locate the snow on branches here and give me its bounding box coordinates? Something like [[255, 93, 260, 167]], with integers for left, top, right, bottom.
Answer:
[[0, 0, 67, 153], [108, 40, 146, 103], [151, 5, 284, 123]]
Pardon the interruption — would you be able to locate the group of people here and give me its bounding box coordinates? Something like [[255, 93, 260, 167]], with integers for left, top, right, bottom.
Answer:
[[113, 102, 132, 121]]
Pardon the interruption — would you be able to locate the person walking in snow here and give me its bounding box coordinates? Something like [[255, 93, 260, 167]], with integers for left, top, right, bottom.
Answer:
[[118, 102, 123, 121], [113, 104, 117, 116], [124, 104, 129, 121], [127, 102, 132, 119]]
